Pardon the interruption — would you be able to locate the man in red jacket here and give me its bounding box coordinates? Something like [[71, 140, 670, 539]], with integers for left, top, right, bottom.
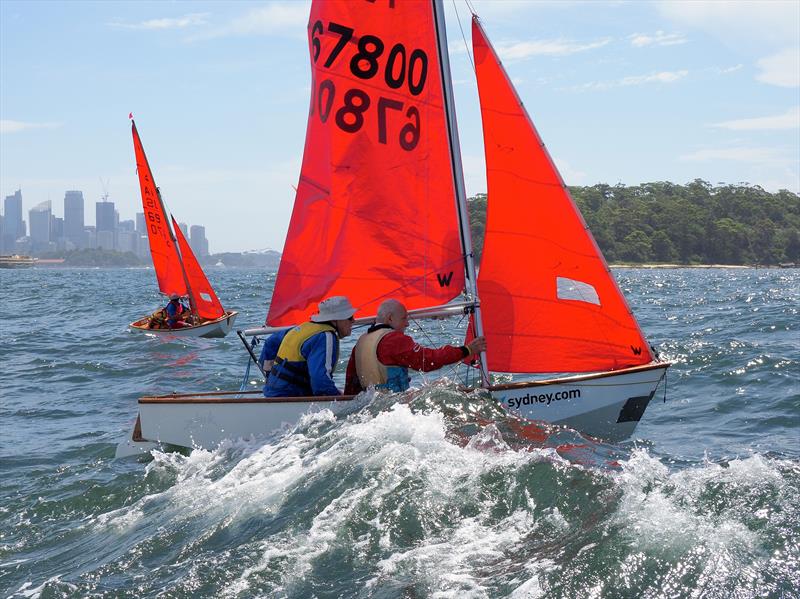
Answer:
[[344, 299, 486, 394]]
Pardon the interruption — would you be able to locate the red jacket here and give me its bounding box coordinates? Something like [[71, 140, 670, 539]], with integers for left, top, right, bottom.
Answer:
[[344, 328, 466, 394]]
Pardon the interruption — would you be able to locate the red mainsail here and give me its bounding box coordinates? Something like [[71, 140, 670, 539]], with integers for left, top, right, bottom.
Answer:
[[267, 0, 465, 326], [472, 18, 654, 373], [172, 215, 225, 320], [132, 121, 187, 298]]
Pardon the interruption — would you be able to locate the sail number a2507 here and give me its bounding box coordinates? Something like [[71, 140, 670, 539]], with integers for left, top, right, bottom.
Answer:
[[309, 19, 429, 151]]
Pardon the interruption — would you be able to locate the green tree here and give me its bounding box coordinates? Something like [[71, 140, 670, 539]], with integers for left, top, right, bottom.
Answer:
[[618, 230, 652, 262], [465, 182, 799, 266], [651, 230, 677, 262]]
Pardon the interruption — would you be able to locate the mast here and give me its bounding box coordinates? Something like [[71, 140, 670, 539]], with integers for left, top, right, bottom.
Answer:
[[132, 119, 199, 318], [432, 0, 489, 387], [162, 201, 199, 318]]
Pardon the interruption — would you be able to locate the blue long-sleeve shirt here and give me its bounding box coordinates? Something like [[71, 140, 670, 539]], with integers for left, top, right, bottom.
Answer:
[[259, 327, 341, 397]]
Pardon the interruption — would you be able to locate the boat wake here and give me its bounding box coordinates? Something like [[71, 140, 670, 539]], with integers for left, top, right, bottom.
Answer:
[[15, 385, 789, 598]]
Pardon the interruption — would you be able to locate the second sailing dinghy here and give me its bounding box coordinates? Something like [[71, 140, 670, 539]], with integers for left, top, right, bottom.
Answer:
[[117, 0, 668, 457], [128, 119, 238, 338]]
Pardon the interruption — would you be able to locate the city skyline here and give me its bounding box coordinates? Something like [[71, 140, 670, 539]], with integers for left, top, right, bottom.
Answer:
[[1, 1, 798, 253], [1, 188, 212, 258], [1, 187, 207, 232]]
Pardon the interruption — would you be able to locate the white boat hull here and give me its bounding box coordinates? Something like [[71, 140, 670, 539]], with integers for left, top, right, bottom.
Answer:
[[115, 391, 360, 457], [129, 310, 238, 338], [116, 363, 668, 457], [489, 362, 669, 441]]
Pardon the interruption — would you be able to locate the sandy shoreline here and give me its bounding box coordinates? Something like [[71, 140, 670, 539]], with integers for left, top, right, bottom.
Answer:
[[610, 263, 792, 269]]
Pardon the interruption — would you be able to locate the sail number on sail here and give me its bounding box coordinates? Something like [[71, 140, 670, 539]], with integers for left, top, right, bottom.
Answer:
[[309, 19, 428, 151], [141, 174, 172, 248]]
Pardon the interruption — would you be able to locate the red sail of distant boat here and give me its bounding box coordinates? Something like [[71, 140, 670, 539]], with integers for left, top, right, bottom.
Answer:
[[266, 0, 465, 326], [471, 18, 654, 373], [132, 121, 187, 298], [172, 215, 225, 320]]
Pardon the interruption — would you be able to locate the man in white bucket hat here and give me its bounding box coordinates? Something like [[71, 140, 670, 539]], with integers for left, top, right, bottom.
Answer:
[[261, 296, 356, 397]]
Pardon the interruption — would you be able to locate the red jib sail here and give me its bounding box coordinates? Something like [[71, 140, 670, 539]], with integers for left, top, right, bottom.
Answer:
[[472, 18, 654, 373], [172, 215, 225, 320], [267, 0, 464, 326], [131, 121, 187, 298]]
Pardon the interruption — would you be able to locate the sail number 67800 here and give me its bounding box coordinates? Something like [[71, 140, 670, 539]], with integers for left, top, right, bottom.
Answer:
[[310, 20, 428, 96]]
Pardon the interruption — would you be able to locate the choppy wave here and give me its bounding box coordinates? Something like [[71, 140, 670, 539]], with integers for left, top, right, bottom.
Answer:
[[1, 268, 798, 598]]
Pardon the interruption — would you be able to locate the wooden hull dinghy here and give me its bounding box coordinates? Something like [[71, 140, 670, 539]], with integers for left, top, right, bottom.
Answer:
[[129, 310, 238, 338], [128, 118, 235, 338]]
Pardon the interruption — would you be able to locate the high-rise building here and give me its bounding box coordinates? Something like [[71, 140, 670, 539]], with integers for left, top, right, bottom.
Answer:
[[135, 212, 145, 234], [29, 200, 52, 248], [64, 190, 85, 246], [96, 200, 115, 233], [178, 222, 189, 239], [51, 216, 64, 241], [97, 230, 115, 250], [3, 189, 24, 252], [189, 225, 209, 257], [117, 230, 137, 253], [96, 200, 115, 249], [136, 234, 150, 261]]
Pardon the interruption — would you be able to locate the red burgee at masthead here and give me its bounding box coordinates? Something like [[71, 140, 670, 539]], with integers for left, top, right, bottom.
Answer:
[[471, 17, 654, 373], [266, 0, 465, 326]]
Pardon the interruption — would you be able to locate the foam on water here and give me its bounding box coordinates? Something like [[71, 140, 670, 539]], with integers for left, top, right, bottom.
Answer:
[[3, 268, 798, 598]]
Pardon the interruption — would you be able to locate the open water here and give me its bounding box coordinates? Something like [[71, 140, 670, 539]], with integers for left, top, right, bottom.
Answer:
[[1, 267, 798, 598]]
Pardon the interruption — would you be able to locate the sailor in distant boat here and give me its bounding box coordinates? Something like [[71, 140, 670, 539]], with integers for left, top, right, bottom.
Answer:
[[260, 296, 356, 397], [165, 293, 191, 329], [344, 299, 487, 394]]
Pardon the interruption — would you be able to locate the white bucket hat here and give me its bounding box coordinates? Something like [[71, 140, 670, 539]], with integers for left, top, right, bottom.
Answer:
[[310, 296, 356, 322]]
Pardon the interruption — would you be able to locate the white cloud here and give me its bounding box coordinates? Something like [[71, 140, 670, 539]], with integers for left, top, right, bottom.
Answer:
[[571, 70, 688, 91], [756, 48, 800, 88], [711, 107, 800, 131], [495, 38, 611, 60], [190, 2, 310, 41], [679, 146, 793, 165], [656, 2, 798, 89], [0, 120, 60, 134], [656, 1, 799, 48], [552, 157, 587, 185], [717, 64, 744, 74], [109, 12, 210, 30], [629, 31, 687, 47]]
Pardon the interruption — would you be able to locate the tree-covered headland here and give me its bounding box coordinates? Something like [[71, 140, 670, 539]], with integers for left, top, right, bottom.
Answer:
[[467, 180, 800, 266]]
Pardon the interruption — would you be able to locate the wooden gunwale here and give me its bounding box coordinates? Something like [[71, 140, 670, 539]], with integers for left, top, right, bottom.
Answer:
[[139, 393, 357, 404], [487, 361, 670, 391]]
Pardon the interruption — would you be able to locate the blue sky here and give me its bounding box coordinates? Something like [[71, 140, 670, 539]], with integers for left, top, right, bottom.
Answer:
[[1, 0, 798, 253]]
